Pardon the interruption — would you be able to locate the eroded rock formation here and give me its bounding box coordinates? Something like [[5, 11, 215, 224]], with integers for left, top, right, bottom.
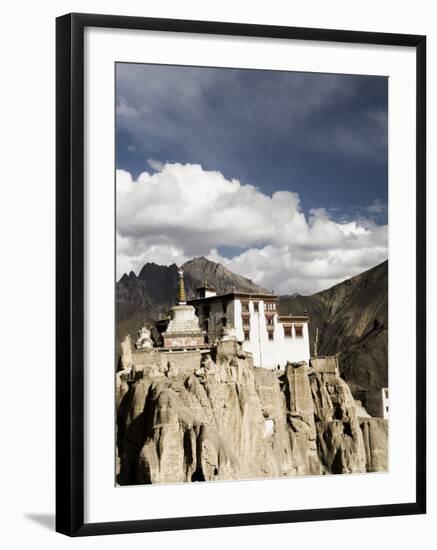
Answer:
[[116, 344, 387, 485]]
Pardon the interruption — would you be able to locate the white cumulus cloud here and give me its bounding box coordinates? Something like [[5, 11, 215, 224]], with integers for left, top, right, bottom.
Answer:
[[116, 163, 388, 294]]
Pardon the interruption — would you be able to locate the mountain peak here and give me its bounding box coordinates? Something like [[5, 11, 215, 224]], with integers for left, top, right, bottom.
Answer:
[[138, 262, 178, 280], [182, 256, 212, 267], [182, 257, 268, 295]]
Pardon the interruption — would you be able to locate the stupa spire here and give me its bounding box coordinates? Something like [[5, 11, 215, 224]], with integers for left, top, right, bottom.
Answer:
[[177, 268, 187, 304]]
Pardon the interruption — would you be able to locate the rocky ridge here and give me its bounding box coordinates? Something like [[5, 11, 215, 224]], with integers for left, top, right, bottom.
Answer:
[[116, 342, 387, 485]]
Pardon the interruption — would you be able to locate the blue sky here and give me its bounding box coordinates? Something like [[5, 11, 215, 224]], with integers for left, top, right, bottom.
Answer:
[[115, 63, 388, 294]]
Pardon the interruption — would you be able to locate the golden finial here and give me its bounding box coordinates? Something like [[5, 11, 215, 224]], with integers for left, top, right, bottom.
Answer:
[[177, 268, 187, 304]]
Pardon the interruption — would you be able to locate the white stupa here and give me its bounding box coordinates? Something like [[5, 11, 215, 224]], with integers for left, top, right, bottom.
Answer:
[[162, 268, 205, 348]]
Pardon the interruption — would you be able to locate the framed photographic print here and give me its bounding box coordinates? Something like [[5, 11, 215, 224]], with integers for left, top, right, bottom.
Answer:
[[56, 13, 426, 536]]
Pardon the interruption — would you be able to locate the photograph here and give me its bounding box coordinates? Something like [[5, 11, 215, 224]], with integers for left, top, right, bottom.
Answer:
[[115, 62, 389, 485], [0, 0, 430, 545]]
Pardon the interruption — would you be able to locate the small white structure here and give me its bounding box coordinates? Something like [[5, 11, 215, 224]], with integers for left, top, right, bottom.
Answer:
[[382, 387, 389, 420], [189, 286, 310, 369], [134, 326, 154, 350]]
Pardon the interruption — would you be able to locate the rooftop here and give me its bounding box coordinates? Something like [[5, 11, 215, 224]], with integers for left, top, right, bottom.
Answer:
[[188, 291, 278, 304], [278, 315, 310, 322]]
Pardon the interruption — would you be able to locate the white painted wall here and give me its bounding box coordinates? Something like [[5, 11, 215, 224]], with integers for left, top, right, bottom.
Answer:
[[383, 388, 389, 420], [234, 299, 310, 368], [195, 297, 310, 367], [204, 289, 217, 298]]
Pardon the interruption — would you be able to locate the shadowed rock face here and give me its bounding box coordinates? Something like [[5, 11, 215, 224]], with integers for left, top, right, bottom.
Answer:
[[279, 261, 388, 397], [116, 351, 387, 485]]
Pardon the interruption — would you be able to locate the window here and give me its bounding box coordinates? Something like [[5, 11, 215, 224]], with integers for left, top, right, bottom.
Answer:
[[266, 316, 274, 325], [268, 332, 274, 341], [221, 316, 227, 327], [241, 302, 249, 312], [242, 314, 250, 327], [254, 301, 259, 312], [295, 324, 303, 338], [204, 305, 210, 317], [284, 326, 292, 337], [265, 302, 276, 311], [244, 330, 250, 341]]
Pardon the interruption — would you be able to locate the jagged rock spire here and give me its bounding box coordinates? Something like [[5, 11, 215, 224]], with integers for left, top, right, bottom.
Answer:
[[177, 268, 187, 304]]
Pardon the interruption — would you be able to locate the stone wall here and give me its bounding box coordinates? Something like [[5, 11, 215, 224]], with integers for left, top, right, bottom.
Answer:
[[130, 347, 204, 378], [311, 356, 339, 375], [131, 348, 159, 371], [157, 350, 203, 376]]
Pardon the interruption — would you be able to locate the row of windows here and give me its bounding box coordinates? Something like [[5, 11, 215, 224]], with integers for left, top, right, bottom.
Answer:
[[241, 301, 276, 312], [242, 315, 303, 336], [201, 314, 303, 338], [199, 302, 276, 320], [243, 325, 304, 340], [242, 314, 274, 326], [285, 325, 303, 337]]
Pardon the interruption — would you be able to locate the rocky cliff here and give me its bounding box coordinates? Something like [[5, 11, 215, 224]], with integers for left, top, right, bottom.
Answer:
[[116, 343, 387, 485]]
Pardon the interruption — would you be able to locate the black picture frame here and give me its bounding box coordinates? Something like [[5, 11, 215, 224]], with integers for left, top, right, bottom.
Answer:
[[56, 12, 426, 537]]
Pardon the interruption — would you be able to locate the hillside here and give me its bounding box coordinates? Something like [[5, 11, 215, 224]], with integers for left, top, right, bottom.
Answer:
[[278, 261, 388, 395]]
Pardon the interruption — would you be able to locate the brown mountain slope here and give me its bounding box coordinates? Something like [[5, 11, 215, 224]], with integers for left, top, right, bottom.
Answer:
[[181, 256, 268, 297], [278, 260, 388, 395]]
